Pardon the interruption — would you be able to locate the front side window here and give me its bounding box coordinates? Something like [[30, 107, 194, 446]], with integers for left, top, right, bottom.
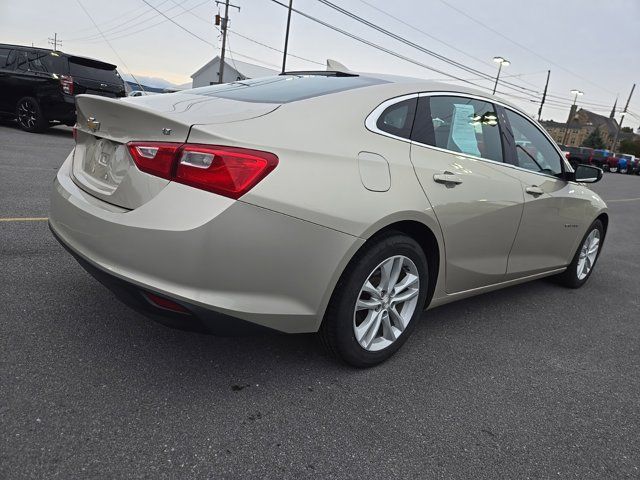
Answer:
[[376, 98, 417, 139], [414, 96, 503, 162], [506, 109, 563, 176]]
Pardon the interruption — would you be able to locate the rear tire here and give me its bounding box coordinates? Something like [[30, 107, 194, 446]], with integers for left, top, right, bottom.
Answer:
[[15, 96, 48, 133], [555, 219, 603, 289], [320, 232, 429, 367]]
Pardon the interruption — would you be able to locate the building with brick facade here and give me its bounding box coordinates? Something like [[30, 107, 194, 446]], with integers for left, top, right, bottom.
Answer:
[[541, 107, 618, 148]]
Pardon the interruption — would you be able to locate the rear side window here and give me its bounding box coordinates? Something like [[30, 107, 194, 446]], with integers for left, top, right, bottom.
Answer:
[[376, 98, 417, 139], [413, 95, 503, 162], [15, 51, 28, 71], [0, 48, 11, 68], [27, 51, 67, 74], [506, 109, 563, 176], [189, 74, 386, 103], [69, 58, 121, 84]]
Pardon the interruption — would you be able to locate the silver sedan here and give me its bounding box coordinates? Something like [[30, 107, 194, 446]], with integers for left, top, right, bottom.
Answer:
[[49, 72, 607, 366]]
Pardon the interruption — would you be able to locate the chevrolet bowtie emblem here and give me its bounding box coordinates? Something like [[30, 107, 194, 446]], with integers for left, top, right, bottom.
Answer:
[[87, 117, 101, 132]]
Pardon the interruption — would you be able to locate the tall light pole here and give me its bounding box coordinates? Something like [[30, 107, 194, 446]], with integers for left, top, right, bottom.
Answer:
[[562, 89, 584, 145], [492, 56, 510, 95]]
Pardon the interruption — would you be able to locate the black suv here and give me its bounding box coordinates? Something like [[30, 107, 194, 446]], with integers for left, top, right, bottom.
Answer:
[[0, 44, 126, 132]]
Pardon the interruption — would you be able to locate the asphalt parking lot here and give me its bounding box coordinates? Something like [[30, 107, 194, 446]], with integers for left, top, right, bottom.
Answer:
[[1, 122, 639, 479]]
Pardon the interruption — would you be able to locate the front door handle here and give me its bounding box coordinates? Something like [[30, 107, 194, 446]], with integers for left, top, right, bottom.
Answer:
[[525, 185, 544, 196], [433, 171, 463, 185]]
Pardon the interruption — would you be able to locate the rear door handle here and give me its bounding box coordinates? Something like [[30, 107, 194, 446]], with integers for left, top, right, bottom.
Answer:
[[433, 171, 463, 185], [525, 185, 544, 196]]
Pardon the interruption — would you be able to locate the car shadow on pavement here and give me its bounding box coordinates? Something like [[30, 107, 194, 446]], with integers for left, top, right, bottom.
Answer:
[[0, 118, 73, 138], [65, 265, 563, 383]]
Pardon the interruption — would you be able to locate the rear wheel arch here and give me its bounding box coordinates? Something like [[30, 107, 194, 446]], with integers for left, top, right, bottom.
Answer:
[[363, 220, 440, 309]]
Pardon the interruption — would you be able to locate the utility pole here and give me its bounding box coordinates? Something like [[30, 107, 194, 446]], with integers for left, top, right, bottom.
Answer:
[[281, 0, 293, 74], [48, 33, 62, 51], [215, 0, 240, 84], [537, 70, 550, 121], [611, 83, 635, 151]]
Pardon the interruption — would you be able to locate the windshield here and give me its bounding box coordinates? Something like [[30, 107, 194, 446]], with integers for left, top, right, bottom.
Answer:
[[188, 74, 386, 103]]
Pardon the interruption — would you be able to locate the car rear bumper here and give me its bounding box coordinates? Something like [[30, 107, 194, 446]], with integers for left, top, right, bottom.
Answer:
[[49, 223, 276, 335], [49, 151, 362, 334]]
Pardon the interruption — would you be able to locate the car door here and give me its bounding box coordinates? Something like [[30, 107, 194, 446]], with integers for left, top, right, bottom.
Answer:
[[409, 94, 524, 293], [498, 106, 586, 277]]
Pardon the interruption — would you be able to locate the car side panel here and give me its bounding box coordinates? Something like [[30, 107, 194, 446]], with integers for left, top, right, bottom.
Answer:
[[410, 144, 524, 293], [504, 171, 591, 276]]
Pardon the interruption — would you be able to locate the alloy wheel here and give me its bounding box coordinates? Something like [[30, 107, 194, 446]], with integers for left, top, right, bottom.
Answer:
[[577, 229, 600, 280], [353, 255, 420, 352], [17, 100, 37, 129]]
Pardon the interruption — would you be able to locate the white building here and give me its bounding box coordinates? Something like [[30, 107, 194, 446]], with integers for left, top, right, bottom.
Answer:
[[191, 56, 278, 88]]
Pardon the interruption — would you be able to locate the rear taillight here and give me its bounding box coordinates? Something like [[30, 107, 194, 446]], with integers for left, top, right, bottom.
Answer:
[[126, 142, 278, 199], [127, 142, 182, 179], [565, 152, 570, 159], [60, 75, 74, 95]]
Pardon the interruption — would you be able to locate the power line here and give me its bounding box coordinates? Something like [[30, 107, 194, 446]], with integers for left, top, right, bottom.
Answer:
[[75, 0, 146, 92], [140, 0, 216, 46], [166, 0, 324, 66], [267, 0, 489, 88], [355, 0, 619, 110], [68, 0, 174, 42], [315, 0, 560, 100], [73, 0, 207, 44], [437, 0, 617, 96]]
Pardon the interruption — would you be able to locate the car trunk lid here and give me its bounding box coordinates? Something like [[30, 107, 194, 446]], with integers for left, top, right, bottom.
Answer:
[[72, 93, 279, 209]]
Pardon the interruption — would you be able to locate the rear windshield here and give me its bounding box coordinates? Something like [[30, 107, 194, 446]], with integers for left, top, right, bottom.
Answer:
[[69, 57, 121, 84], [188, 74, 386, 103]]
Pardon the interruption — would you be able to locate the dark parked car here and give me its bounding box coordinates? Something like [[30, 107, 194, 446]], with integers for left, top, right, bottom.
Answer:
[[563, 146, 594, 169], [591, 149, 612, 171], [0, 44, 126, 132]]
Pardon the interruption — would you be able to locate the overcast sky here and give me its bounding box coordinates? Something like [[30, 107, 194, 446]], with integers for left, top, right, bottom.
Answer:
[[2, 0, 639, 128]]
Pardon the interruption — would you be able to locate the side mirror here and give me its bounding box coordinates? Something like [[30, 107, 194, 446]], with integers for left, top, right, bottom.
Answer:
[[573, 164, 603, 183]]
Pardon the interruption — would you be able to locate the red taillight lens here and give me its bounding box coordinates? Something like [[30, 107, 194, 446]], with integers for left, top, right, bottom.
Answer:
[[126, 142, 278, 199], [175, 145, 278, 199], [127, 142, 182, 179], [60, 74, 74, 95]]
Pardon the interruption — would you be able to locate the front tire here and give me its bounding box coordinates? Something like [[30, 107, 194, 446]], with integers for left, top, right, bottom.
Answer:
[[16, 97, 48, 133], [555, 220, 603, 288], [320, 232, 429, 367]]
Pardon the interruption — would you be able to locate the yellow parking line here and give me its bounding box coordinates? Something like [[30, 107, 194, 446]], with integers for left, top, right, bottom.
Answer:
[[0, 217, 49, 222], [606, 198, 640, 203]]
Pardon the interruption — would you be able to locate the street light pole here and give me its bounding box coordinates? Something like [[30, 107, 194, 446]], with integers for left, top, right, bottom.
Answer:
[[562, 89, 584, 145], [492, 56, 510, 95]]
